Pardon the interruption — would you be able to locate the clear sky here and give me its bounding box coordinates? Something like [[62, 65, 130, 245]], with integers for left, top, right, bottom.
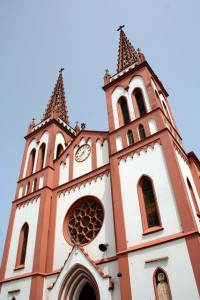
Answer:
[[0, 0, 200, 262]]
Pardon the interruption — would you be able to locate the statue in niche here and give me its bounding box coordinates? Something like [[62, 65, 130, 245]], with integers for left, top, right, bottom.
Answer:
[[157, 272, 171, 300]]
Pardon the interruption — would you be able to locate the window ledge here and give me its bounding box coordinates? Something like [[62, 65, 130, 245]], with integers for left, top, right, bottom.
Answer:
[[142, 226, 164, 235], [14, 265, 25, 271]]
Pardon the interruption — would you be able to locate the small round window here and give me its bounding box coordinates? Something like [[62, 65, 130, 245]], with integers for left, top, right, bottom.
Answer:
[[64, 197, 104, 245]]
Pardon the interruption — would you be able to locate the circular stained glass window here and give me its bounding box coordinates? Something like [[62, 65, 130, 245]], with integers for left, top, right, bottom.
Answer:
[[64, 198, 104, 245]]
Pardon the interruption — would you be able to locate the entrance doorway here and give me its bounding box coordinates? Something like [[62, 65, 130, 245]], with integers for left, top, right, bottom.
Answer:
[[78, 282, 96, 300]]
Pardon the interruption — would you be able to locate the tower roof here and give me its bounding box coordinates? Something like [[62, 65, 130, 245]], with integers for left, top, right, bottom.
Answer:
[[42, 68, 69, 124], [117, 26, 145, 73]]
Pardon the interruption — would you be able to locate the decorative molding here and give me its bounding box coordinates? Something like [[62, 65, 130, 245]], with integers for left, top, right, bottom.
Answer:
[[173, 141, 188, 163], [16, 196, 39, 209], [58, 170, 110, 197], [119, 139, 161, 163]]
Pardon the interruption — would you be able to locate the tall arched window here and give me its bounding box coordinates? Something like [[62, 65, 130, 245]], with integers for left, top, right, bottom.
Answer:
[[33, 178, 37, 192], [16, 223, 29, 267], [26, 148, 36, 176], [162, 101, 171, 121], [138, 124, 146, 140], [127, 130, 134, 145], [154, 268, 172, 300], [37, 143, 46, 170], [119, 97, 130, 125], [138, 177, 161, 233], [26, 181, 30, 195], [56, 143, 63, 159], [135, 90, 147, 117], [187, 178, 200, 216], [142, 179, 160, 228]]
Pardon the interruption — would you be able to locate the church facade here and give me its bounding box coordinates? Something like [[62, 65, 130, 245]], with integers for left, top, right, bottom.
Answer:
[[0, 28, 200, 300]]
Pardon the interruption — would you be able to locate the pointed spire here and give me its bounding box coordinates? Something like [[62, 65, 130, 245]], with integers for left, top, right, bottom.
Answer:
[[117, 26, 145, 73], [41, 68, 69, 124]]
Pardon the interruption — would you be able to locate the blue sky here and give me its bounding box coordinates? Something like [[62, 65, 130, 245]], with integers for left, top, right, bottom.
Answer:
[[0, 0, 200, 262]]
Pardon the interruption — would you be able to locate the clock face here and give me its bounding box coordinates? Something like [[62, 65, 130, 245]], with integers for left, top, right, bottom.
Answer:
[[75, 144, 91, 162]]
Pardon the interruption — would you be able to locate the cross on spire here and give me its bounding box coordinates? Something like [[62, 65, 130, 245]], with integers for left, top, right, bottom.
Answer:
[[59, 68, 64, 73], [117, 25, 125, 31]]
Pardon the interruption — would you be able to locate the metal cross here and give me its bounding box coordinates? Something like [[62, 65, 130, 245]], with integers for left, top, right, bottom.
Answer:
[[59, 68, 64, 73], [117, 25, 125, 31]]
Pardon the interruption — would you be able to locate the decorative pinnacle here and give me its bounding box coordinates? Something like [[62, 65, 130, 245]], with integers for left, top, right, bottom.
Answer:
[[117, 25, 125, 31]]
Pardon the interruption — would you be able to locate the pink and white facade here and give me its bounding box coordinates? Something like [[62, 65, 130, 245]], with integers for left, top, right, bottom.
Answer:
[[0, 28, 200, 300]]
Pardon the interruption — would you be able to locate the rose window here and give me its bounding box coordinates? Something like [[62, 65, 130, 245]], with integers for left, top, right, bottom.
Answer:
[[65, 199, 104, 245]]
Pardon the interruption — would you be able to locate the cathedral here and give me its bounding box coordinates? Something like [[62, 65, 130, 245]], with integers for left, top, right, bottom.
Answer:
[[0, 28, 200, 300]]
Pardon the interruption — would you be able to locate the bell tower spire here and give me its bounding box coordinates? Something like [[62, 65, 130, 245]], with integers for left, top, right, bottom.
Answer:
[[117, 25, 145, 73], [42, 68, 69, 124]]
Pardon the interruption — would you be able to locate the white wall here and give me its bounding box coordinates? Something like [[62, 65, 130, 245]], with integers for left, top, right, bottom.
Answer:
[[96, 139, 109, 168], [5, 198, 40, 277], [119, 142, 182, 246], [175, 150, 200, 232], [0, 277, 32, 300], [128, 238, 199, 299], [59, 155, 70, 185], [54, 174, 116, 269]]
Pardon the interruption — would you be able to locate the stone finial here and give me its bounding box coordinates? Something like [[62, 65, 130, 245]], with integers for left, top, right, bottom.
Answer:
[[28, 118, 35, 134], [81, 123, 86, 130], [104, 69, 111, 85], [74, 122, 80, 134]]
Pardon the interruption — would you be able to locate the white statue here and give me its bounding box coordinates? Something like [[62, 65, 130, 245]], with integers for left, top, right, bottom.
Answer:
[[157, 273, 171, 300]]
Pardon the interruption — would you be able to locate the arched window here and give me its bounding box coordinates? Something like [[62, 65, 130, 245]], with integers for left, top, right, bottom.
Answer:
[[26, 148, 36, 176], [56, 143, 63, 159], [138, 124, 146, 140], [162, 101, 171, 121], [142, 179, 160, 228], [33, 178, 37, 192], [119, 97, 130, 125], [127, 130, 134, 145], [26, 181, 30, 195], [154, 268, 172, 300], [37, 143, 46, 170], [138, 177, 161, 233], [16, 223, 29, 267], [187, 178, 200, 216], [155, 90, 159, 99], [135, 90, 147, 117]]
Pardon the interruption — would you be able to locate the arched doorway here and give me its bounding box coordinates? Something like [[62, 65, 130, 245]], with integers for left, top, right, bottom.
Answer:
[[79, 282, 96, 300]]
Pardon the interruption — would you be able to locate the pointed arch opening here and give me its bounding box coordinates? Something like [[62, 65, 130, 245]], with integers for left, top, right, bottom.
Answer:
[[79, 282, 96, 300], [118, 97, 130, 126], [37, 143, 46, 171], [26, 181, 30, 195], [33, 178, 37, 192], [15, 223, 29, 267], [153, 268, 172, 300], [56, 143, 64, 159], [26, 148, 36, 176], [127, 130, 134, 145], [138, 124, 146, 140], [187, 178, 200, 217], [138, 176, 162, 233], [58, 264, 100, 300], [135, 90, 147, 117], [162, 100, 171, 121]]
